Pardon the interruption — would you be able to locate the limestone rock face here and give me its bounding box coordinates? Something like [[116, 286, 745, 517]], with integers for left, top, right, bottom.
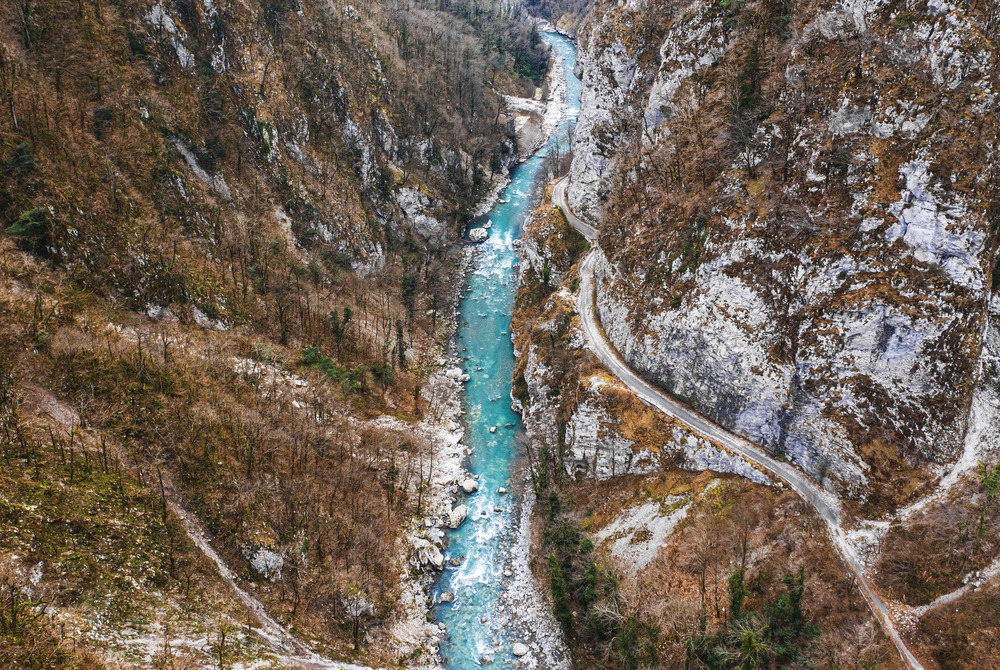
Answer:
[[571, 0, 999, 498], [395, 187, 446, 244], [512, 191, 776, 486]]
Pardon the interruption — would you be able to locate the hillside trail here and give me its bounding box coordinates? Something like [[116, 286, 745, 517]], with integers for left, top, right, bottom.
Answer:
[[552, 175, 926, 670], [161, 477, 373, 670]]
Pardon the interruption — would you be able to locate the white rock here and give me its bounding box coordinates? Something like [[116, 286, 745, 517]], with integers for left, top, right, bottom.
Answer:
[[396, 187, 445, 243], [461, 479, 479, 494], [497, 487, 507, 494], [244, 547, 284, 581], [469, 227, 489, 243], [512, 643, 529, 656], [448, 504, 469, 528], [414, 539, 445, 571]]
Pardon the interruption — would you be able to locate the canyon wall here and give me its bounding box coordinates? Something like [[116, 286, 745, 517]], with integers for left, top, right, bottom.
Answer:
[[569, 0, 999, 498]]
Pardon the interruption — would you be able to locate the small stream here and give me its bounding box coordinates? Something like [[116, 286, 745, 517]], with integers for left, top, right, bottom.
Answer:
[[432, 31, 581, 670]]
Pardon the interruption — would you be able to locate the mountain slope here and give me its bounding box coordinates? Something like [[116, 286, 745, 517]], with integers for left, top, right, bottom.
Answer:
[[0, 0, 553, 665], [569, 0, 999, 505]]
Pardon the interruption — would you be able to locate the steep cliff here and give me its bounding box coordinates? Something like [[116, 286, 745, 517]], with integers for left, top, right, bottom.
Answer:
[[510, 191, 905, 670], [569, 0, 1000, 502], [512, 189, 775, 485]]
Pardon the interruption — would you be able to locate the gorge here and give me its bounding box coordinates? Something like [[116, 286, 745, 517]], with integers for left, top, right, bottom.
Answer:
[[434, 30, 580, 670]]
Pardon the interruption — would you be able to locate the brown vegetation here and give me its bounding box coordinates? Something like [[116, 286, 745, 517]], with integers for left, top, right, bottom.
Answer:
[[536, 471, 904, 670], [0, 0, 552, 662], [915, 578, 1000, 670], [877, 477, 1000, 607]]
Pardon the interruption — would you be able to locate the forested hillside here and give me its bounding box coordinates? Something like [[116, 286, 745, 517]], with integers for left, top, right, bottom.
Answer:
[[0, 0, 551, 665]]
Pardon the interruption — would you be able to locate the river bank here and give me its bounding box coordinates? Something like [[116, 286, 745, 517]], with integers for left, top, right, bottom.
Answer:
[[389, 31, 575, 668], [421, 30, 578, 670]]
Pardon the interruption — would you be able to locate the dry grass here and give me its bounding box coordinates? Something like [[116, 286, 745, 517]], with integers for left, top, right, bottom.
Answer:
[[876, 479, 1000, 607], [915, 578, 1000, 669], [0, 0, 545, 659], [0, 233, 450, 665]]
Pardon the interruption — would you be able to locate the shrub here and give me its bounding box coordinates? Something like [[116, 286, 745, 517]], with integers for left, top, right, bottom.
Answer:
[[548, 554, 572, 631], [2, 143, 37, 179], [92, 107, 114, 139], [6, 209, 51, 256]]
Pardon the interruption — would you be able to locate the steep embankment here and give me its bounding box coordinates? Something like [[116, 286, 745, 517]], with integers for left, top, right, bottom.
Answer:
[[510, 0, 1000, 667], [569, 0, 999, 506]]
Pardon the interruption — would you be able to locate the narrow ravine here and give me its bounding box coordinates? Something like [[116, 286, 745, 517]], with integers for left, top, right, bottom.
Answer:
[[432, 31, 581, 670]]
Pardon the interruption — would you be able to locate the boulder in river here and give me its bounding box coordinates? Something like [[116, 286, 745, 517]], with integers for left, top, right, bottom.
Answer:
[[439, 591, 456, 603], [448, 504, 469, 528], [414, 539, 445, 571], [445, 366, 471, 382], [462, 478, 480, 493], [469, 227, 489, 243], [512, 643, 529, 657]]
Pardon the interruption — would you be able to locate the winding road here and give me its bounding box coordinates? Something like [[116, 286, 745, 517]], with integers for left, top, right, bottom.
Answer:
[[552, 175, 924, 670]]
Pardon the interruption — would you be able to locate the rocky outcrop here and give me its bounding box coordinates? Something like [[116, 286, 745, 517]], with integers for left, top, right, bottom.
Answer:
[[571, 0, 999, 500], [396, 187, 448, 244], [512, 194, 774, 487], [447, 504, 469, 528]]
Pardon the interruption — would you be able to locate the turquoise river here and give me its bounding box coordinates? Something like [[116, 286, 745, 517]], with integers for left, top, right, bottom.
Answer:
[[433, 31, 582, 670]]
